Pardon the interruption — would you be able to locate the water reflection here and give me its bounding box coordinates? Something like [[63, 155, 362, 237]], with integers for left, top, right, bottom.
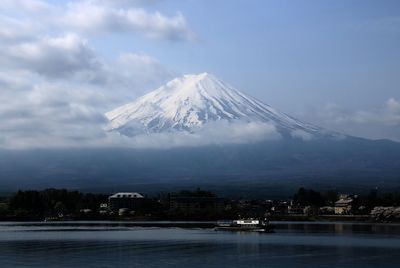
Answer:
[[0, 222, 399, 267], [274, 221, 400, 236]]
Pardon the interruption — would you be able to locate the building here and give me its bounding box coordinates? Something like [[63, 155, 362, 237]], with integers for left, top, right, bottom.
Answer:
[[319, 206, 335, 215], [287, 203, 304, 215], [270, 201, 288, 215], [108, 192, 145, 211], [334, 196, 354, 215]]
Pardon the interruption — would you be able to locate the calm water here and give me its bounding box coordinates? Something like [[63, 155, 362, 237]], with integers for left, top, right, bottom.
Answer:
[[0, 221, 399, 267]]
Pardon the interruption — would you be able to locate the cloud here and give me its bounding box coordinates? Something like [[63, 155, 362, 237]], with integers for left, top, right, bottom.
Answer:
[[61, 1, 195, 41], [0, 78, 110, 149], [321, 98, 400, 126], [0, 31, 173, 86], [386, 98, 400, 115], [291, 129, 313, 141], [0, 0, 191, 84], [104, 120, 281, 149], [0, 0, 195, 45], [0, 0, 194, 78], [106, 53, 176, 92], [0, 48, 176, 150], [96, 0, 162, 7], [303, 98, 400, 141], [0, 0, 53, 14], [69, 52, 176, 98], [0, 16, 39, 42], [0, 78, 281, 150], [4, 33, 101, 79], [0, 0, 198, 149], [0, 72, 281, 151], [0, 72, 280, 149], [0, 52, 175, 150]]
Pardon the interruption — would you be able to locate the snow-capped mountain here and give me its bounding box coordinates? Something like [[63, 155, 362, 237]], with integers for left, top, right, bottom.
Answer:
[[105, 73, 327, 137]]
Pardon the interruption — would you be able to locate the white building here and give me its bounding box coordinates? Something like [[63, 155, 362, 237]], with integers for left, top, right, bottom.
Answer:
[[108, 192, 145, 211]]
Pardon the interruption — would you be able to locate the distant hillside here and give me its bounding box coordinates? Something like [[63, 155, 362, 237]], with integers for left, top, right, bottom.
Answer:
[[0, 137, 399, 197]]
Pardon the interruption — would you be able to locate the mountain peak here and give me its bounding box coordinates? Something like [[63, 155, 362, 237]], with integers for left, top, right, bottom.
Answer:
[[186, 72, 210, 79], [163, 72, 222, 97], [105, 73, 324, 137], [185, 72, 212, 80]]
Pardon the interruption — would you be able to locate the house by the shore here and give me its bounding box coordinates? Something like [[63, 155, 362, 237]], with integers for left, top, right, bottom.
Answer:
[[334, 195, 354, 215], [108, 192, 145, 211]]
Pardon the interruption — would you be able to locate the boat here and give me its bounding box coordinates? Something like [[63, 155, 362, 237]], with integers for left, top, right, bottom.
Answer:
[[215, 218, 273, 232]]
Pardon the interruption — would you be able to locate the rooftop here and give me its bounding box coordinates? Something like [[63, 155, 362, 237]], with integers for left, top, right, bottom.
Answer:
[[109, 192, 144, 199], [335, 198, 353, 206]]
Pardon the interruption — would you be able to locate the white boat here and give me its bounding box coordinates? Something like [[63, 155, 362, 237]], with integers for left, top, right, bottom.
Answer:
[[215, 218, 273, 232]]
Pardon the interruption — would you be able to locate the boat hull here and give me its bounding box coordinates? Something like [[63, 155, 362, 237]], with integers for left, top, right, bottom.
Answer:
[[214, 225, 274, 233]]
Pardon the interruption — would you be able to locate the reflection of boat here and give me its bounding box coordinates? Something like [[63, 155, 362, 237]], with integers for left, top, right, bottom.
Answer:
[[215, 218, 273, 232]]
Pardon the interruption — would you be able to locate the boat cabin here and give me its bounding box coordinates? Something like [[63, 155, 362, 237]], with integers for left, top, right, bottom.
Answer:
[[234, 219, 261, 227]]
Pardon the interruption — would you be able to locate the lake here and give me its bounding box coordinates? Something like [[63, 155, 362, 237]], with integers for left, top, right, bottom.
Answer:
[[0, 221, 399, 267]]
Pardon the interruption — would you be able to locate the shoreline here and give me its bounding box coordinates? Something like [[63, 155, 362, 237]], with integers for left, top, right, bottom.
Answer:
[[1, 215, 398, 225], [268, 214, 372, 222]]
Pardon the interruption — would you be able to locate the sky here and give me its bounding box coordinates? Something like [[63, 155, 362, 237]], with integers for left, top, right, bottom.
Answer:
[[0, 0, 399, 149]]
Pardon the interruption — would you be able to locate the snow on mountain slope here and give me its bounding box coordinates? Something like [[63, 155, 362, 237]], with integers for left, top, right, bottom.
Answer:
[[105, 73, 327, 138]]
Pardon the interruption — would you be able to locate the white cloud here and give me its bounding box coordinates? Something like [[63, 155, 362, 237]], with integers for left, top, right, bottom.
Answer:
[[303, 98, 400, 141], [70, 52, 176, 98], [386, 98, 400, 112], [0, 71, 281, 150], [0, 78, 109, 149], [0, 72, 280, 149], [4, 33, 101, 79], [0, 0, 194, 77], [0, 0, 192, 86], [104, 120, 281, 149], [0, 0, 200, 149], [0, 77, 281, 150], [321, 98, 400, 126], [95, 0, 161, 7], [0, 0, 53, 13], [0, 16, 39, 42], [0, 31, 173, 86], [291, 129, 313, 141], [61, 1, 195, 41], [0, 54, 175, 149], [0, 0, 195, 45], [108, 53, 176, 92]]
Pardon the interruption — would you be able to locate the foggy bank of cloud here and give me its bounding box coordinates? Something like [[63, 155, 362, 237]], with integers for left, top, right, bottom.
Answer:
[[114, 121, 282, 149], [0, 117, 282, 150], [303, 98, 400, 142]]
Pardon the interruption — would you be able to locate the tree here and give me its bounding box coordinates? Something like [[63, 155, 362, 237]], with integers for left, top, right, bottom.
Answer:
[[323, 191, 338, 205], [293, 188, 325, 207], [54, 201, 66, 215]]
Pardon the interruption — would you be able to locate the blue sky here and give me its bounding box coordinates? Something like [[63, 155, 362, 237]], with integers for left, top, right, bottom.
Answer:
[[93, 0, 400, 136], [135, 0, 400, 110], [0, 0, 399, 147]]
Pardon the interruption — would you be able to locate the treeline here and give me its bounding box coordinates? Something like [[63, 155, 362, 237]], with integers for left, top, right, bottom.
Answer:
[[293, 187, 400, 209], [3, 189, 108, 219], [1, 187, 400, 221]]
